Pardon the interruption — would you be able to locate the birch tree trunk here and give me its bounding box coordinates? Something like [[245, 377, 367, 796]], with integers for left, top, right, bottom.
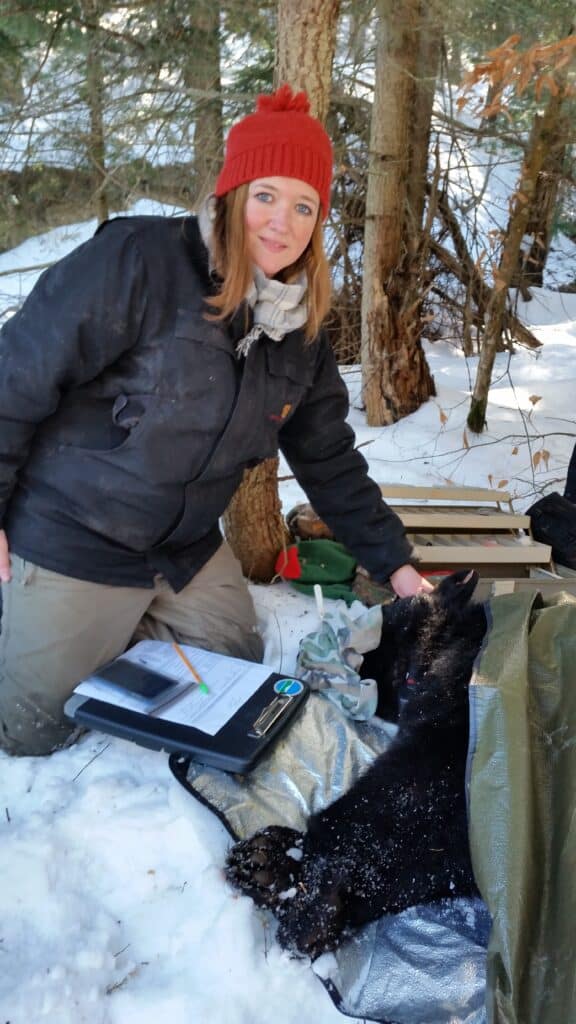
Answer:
[[360, 0, 436, 426], [222, 0, 341, 582]]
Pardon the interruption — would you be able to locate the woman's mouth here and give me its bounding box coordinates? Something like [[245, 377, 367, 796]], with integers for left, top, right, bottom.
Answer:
[[259, 237, 288, 253]]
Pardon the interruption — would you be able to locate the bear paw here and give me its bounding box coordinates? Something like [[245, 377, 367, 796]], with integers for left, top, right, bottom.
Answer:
[[226, 825, 305, 909]]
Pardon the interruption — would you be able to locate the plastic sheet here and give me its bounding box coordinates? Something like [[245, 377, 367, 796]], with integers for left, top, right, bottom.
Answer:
[[180, 697, 488, 1023], [468, 591, 576, 1024]]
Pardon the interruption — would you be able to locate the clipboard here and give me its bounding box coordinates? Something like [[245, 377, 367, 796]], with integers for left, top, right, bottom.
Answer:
[[64, 642, 309, 773]]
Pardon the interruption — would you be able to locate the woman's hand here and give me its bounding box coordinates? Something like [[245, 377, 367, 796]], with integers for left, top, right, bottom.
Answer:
[[0, 529, 11, 583], [389, 563, 434, 598]]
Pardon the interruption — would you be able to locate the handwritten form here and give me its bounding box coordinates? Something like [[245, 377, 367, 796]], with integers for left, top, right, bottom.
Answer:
[[74, 640, 274, 736]]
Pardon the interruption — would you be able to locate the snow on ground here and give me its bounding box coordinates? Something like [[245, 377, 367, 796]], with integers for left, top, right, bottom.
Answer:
[[0, 727, 342, 1024], [0, 199, 186, 318], [0, 207, 575, 1022]]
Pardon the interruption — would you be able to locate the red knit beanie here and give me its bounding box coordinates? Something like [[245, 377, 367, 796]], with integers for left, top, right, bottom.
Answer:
[[214, 84, 333, 218]]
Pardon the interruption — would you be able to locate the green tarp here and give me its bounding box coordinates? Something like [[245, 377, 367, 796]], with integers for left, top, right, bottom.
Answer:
[[469, 591, 576, 1024]]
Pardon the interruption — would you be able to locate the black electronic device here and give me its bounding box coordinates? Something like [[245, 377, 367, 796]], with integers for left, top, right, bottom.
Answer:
[[93, 659, 179, 705]]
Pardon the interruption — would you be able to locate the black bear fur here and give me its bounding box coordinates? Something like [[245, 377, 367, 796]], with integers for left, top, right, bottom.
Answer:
[[226, 570, 488, 959]]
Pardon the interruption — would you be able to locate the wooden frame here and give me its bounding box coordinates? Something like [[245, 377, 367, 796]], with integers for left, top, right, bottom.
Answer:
[[377, 484, 552, 575]]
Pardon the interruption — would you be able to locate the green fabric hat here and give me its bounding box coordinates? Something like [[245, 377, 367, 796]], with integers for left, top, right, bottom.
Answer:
[[275, 539, 357, 605]]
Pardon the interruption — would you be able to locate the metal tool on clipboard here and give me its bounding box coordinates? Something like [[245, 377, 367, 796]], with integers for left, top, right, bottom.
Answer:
[[250, 679, 304, 737]]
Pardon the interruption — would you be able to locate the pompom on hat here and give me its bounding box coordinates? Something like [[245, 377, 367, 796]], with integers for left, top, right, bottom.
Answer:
[[214, 84, 333, 217]]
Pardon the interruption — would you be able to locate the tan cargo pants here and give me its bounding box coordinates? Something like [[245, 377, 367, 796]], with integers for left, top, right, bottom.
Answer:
[[0, 543, 263, 757]]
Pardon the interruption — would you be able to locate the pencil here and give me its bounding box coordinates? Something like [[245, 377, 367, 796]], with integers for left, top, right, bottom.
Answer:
[[172, 642, 210, 694]]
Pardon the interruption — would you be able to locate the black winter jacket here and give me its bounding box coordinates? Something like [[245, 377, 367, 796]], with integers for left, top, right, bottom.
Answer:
[[0, 215, 413, 590]]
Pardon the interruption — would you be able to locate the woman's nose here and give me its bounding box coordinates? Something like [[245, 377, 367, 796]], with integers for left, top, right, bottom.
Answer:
[[268, 204, 290, 232]]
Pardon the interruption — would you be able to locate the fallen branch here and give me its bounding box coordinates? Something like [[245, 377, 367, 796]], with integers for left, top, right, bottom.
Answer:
[[0, 260, 53, 277], [430, 239, 541, 349]]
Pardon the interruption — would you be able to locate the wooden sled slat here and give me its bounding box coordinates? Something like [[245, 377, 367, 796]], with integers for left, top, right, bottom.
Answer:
[[287, 484, 553, 579], [409, 531, 551, 566], [379, 484, 513, 507], [391, 506, 530, 531]]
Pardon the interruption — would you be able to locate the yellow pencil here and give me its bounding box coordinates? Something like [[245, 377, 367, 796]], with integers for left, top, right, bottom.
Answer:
[[172, 642, 210, 694]]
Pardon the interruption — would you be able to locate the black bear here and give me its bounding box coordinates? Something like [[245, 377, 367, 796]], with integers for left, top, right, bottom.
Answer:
[[226, 570, 487, 959]]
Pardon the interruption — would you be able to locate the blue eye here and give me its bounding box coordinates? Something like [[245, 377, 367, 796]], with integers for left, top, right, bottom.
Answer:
[[296, 203, 313, 216], [254, 191, 273, 203]]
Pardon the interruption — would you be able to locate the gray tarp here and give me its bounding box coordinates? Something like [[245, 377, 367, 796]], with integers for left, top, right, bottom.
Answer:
[[178, 590, 576, 1023]]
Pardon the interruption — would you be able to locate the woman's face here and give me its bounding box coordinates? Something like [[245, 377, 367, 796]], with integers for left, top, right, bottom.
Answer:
[[244, 176, 320, 277]]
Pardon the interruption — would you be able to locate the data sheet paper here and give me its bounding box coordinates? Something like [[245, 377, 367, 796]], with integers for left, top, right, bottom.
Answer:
[[75, 640, 274, 736]]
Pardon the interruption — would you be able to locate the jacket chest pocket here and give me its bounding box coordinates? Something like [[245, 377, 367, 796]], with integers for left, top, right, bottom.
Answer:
[[264, 343, 313, 430], [173, 309, 237, 400], [197, 340, 315, 479]]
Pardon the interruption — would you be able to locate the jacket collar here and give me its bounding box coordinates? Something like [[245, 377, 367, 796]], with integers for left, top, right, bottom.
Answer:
[[182, 215, 215, 293]]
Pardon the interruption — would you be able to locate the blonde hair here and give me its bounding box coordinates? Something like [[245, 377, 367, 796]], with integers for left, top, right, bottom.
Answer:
[[206, 186, 331, 342]]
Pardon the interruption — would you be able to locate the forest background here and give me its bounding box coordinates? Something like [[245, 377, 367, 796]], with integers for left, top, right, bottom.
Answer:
[[0, 7, 575, 1020], [1, 0, 575, 577]]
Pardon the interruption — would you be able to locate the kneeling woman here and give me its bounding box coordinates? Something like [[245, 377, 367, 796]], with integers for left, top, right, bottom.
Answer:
[[0, 85, 431, 756]]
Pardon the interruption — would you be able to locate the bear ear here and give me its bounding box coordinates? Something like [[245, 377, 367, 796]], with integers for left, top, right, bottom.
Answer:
[[435, 568, 479, 607]]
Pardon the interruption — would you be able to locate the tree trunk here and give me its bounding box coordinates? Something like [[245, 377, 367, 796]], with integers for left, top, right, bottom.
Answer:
[[222, 458, 290, 582], [184, 2, 223, 206], [360, 0, 436, 426], [407, 2, 442, 233], [521, 17, 575, 287], [222, 0, 341, 581], [83, 0, 108, 223], [520, 133, 567, 288], [275, 0, 340, 122], [467, 86, 568, 433]]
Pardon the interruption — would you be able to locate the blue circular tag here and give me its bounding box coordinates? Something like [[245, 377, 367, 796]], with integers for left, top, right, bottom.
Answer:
[[274, 678, 304, 696]]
